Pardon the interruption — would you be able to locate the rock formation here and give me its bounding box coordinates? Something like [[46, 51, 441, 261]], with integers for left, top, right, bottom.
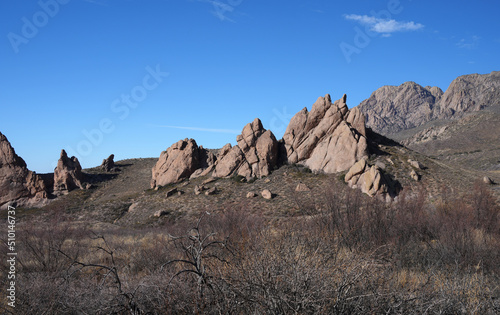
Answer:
[[101, 154, 115, 172], [150, 93, 384, 198], [0, 132, 49, 208], [53, 150, 85, 194], [151, 138, 215, 188], [344, 158, 391, 200], [148, 93, 398, 199], [282, 94, 368, 173], [213, 118, 279, 179]]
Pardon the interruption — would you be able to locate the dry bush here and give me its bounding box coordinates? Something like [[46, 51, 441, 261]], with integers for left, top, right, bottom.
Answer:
[[6, 180, 500, 314]]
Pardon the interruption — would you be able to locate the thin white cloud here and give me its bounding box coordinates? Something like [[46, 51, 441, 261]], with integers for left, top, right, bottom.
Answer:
[[456, 36, 480, 49], [149, 124, 240, 134], [344, 14, 424, 35]]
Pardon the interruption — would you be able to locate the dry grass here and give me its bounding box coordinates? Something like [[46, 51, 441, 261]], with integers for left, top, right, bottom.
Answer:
[[2, 180, 499, 314]]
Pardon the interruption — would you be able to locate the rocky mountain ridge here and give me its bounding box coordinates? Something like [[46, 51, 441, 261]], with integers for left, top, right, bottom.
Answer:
[[358, 71, 500, 136]]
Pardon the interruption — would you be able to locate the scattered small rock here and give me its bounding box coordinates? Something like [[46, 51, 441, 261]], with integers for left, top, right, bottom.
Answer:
[[189, 169, 204, 180], [408, 159, 423, 169], [154, 210, 169, 217], [202, 177, 217, 185], [410, 169, 420, 181], [295, 183, 310, 192], [194, 185, 206, 195], [179, 181, 190, 188], [177, 190, 184, 196], [166, 188, 178, 197], [261, 189, 273, 200], [264, 178, 271, 183], [205, 187, 217, 196], [246, 192, 257, 198], [375, 161, 386, 170], [128, 203, 139, 212], [483, 176, 493, 185]]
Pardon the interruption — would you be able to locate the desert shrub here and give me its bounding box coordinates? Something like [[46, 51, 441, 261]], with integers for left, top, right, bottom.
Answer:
[[6, 179, 500, 314]]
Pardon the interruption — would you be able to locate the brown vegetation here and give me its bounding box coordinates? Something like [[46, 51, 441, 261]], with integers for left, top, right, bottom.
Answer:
[[1, 181, 499, 314]]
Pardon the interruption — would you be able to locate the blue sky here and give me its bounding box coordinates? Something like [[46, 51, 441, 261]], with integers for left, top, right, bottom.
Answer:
[[1, 0, 499, 173]]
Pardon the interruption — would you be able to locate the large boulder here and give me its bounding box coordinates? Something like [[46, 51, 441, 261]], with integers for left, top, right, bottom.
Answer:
[[283, 94, 368, 173], [213, 118, 279, 179], [345, 158, 391, 200], [151, 138, 215, 188], [53, 150, 85, 194], [0, 132, 49, 208]]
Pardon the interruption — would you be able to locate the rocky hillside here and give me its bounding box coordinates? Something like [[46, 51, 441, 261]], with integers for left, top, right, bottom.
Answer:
[[357, 82, 443, 135], [358, 71, 500, 137], [1, 93, 408, 210], [3, 84, 498, 211]]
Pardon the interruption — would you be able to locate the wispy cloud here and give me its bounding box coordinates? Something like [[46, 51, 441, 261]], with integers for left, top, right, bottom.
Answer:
[[456, 35, 480, 49], [149, 124, 240, 134], [344, 14, 424, 36]]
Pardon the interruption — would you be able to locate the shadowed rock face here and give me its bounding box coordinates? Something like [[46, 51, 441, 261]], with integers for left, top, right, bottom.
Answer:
[[53, 150, 84, 194], [101, 154, 115, 172], [0, 132, 49, 208], [283, 94, 369, 173], [151, 138, 215, 188]]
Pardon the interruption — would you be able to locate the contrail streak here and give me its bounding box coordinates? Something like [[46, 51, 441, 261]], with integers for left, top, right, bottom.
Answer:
[[149, 124, 240, 135]]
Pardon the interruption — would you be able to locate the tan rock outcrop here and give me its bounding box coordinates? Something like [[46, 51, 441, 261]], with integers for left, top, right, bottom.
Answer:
[[295, 183, 310, 192], [345, 158, 390, 199], [101, 154, 115, 172], [0, 132, 49, 208], [410, 169, 420, 181], [283, 94, 368, 173], [54, 149, 85, 194], [151, 139, 215, 188], [213, 118, 279, 179]]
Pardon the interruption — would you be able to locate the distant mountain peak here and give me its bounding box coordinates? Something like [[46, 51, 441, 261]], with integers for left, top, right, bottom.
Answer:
[[358, 71, 500, 136]]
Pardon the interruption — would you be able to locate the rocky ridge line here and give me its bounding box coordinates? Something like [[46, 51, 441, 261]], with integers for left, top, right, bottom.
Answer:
[[358, 71, 500, 136]]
